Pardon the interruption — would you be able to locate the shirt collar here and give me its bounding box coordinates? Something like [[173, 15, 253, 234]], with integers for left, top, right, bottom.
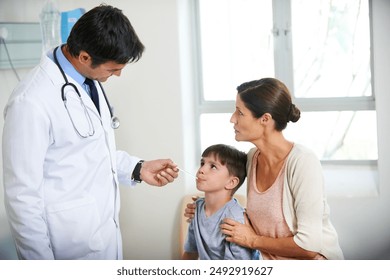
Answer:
[[51, 45, 86, 87]]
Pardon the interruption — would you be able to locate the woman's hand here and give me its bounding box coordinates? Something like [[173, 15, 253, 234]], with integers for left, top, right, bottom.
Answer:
[[140, 159, 179, 186], [222, 215, 323, 259], [220, 214, 258, 249], [184, 196, 198, 222]]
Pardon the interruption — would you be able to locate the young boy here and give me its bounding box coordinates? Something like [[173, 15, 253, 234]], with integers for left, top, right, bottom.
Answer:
[[182, 144, 257, 260]]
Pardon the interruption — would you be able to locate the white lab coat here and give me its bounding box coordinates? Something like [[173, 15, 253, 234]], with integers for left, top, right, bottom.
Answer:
[[2, 52, 140, 259]]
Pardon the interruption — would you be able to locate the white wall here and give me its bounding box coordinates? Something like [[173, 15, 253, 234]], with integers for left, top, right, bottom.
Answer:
[[327, 0, 390, 259], [0, 0, 389, 260]]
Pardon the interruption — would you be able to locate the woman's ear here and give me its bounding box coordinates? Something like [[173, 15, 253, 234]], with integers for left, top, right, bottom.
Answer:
[[260, 113, 272, 124]]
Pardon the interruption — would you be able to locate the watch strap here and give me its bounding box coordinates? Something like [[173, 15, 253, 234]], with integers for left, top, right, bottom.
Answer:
[[132, 160, 144, 183]]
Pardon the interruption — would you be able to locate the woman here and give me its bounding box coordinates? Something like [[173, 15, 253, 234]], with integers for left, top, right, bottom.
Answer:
[[186, 78, 343, 260]]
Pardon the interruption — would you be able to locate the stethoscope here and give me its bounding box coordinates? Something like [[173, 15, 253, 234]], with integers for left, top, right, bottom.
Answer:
[[53, 46, 120, 138]]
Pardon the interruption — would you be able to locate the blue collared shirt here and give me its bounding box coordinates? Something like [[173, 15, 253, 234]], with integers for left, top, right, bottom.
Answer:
[[49, 45, 90, 94]]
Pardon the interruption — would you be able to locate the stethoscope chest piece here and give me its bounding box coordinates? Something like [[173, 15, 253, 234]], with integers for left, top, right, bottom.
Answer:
[[111, 116, 120, 129]]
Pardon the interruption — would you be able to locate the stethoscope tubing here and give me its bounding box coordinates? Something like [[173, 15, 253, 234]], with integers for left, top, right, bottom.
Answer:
[[53, 46, 120, 132]]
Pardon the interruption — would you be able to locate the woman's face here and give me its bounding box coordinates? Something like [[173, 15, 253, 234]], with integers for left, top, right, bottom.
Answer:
[[230, 94, 262, 143]]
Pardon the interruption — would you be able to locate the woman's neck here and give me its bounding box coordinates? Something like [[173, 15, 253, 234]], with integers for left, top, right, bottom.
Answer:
[[253, 132, 293, 165]]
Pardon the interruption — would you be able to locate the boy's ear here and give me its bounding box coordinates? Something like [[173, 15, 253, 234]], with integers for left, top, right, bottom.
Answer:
[[225, 176, 239, 190]]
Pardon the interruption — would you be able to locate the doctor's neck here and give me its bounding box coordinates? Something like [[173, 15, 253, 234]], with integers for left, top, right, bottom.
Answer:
[[61, 44, 93, 79]]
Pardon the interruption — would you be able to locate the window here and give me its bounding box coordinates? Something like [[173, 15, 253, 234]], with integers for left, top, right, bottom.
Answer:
[[195, 0, 377, 162]]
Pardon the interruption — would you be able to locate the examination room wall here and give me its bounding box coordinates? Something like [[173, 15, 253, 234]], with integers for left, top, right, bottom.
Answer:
[[1, 0, 390, 260], [0, 0, 190, 260]]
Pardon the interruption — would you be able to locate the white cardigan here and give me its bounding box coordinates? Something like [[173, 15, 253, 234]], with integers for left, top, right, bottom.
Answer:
[[246, 144, 344, 260]]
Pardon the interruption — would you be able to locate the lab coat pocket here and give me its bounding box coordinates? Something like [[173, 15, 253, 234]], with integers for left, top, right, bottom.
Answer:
[[46, 196, 104, 259]]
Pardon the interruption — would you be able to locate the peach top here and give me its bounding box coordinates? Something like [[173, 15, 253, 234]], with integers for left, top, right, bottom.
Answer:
[[247, 149, 292, 260]]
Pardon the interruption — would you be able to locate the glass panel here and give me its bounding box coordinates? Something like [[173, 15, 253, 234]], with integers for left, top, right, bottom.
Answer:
[[291, 0, 372, 98], [200, 113, 254, 154], [284, 111, 377, 160], [201, 111, 377, 161], [198, 0, 274, 101]]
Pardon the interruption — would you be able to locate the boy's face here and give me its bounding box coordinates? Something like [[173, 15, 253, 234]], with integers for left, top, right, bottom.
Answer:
[[196, 154, 234, 194]]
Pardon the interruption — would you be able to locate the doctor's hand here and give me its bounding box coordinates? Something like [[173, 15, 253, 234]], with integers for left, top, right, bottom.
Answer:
[[140, 159, 179, 187]]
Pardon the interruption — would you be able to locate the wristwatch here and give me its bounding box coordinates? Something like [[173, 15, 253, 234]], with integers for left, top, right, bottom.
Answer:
[[132, 160, 144, 183]]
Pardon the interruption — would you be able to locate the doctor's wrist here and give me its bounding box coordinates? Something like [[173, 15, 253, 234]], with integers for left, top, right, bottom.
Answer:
[[132, 160, 144, 183]]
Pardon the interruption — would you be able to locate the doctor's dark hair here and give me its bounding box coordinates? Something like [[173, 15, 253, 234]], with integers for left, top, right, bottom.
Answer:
[[67, 4, 145, 66], [237, 77, 301, 131], [201, 144, 247, 195]]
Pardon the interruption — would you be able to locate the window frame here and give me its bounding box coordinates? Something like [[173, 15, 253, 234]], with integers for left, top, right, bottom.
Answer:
[[194, 0, 377, 166]]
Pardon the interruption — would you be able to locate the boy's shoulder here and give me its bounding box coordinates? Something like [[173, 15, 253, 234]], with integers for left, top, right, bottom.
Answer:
[[195, 197, 205, 206], [194, 197, 246, 222], [223, 198, 246, 222]]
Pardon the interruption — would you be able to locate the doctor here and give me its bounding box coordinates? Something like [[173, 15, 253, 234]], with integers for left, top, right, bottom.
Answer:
[[2, 4, 178, 260]]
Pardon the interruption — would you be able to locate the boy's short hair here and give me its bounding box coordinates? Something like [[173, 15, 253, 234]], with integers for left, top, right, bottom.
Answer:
[[202, 144, 247, 195]]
